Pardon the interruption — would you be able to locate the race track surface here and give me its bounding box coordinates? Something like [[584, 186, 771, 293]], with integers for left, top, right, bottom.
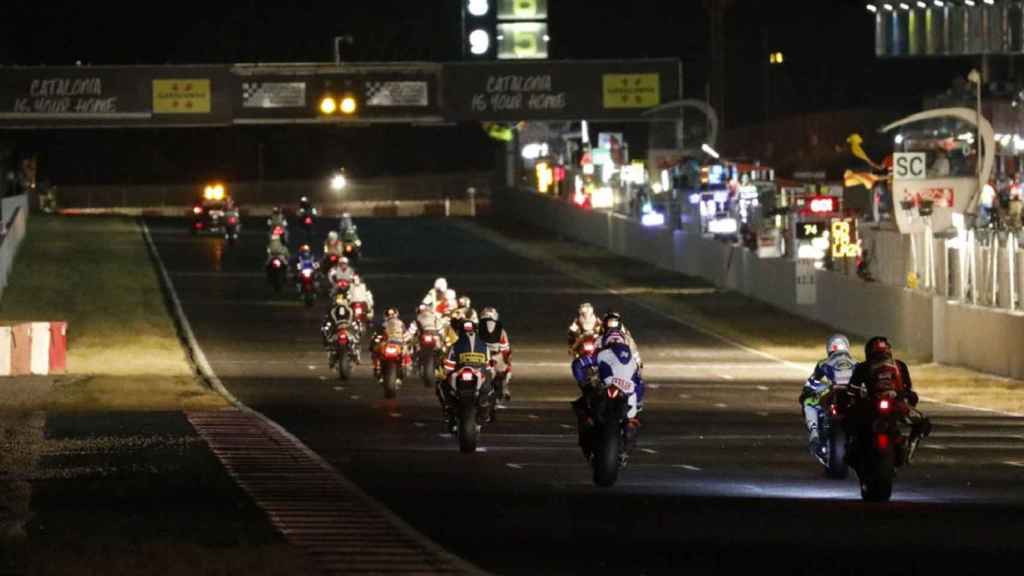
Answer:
[[147, 216, 1024, 574]]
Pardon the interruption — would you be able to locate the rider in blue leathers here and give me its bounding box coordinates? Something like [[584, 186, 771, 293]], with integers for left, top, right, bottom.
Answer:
[[571, 327, 645, 460], [799, 334, 856, 458]]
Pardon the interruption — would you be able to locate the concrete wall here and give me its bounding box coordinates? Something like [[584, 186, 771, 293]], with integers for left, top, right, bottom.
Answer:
[[497, 189, 1024, 378], [0, 194, 29, 301]]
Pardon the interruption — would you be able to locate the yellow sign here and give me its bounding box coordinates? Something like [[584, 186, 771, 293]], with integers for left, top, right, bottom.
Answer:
[[153, 79, 211, 114], [830, 219, 861, 259], [602, 74, 660, 109], [458, 352, 487, 365]]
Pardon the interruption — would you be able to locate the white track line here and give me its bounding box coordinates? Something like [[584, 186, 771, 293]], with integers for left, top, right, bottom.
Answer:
[[141, 220, 490, 576]]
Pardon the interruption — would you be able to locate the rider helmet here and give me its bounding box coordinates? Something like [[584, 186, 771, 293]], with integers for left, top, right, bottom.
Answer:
[[339, 256, 349, 266], [457, 295, 471, 309], [578, 302, 594, 317], [826, 334, 851, 356], [328, 230, 338, 242], [299, 244, 311, 255], [480, 307, 498, 321], [434, 277, 448, 292], [335, 293, 347, 306], [352, 274, 361, 284], [417, 303, 429, 314], [602, 311, 623, 332], [602, 329, 626, 347], [385, 307, 399, 320], [865, 336, 892, 360]]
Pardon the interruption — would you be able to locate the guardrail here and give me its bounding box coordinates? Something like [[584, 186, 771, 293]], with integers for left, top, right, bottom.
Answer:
[[0, 194, 29, 301]]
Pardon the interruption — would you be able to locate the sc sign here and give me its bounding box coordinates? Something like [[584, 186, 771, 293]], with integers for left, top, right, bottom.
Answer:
[[893, 152, 927, 180]]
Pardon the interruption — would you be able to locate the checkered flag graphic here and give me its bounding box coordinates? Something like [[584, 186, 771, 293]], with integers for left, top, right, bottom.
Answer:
[[242, 82, 262, 101], [364, 81, 390, 106]]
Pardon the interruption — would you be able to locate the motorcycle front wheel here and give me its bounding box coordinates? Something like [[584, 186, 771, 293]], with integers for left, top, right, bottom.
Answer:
[[592, 419, 622, 487], [338, 353, 353, 381], [421, 354, 435, 388], [860, 450, 894, 502], [383, 363, 398, 399], [303, 291, 315, 307], [826, 426, 849, 479]]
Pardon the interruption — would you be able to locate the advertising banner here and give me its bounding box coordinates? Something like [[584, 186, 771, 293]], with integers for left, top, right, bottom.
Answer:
[[443, 59, 681, 121], [892, 176, 974, 234]]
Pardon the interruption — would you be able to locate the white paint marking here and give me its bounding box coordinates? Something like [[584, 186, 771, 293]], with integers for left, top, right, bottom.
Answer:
[[319, 376, 328, 381], [924, 444, 947, 451], [1004, 461, 1024, 468], [389, 412, 402, 418], [528, 414, 540, 420], [756, 385, 770, 391], [721, 374, 734, 381], [678, 394, 691, 399], [756, 411, 770, 417], [674, 465, 702, 472], [308, 365, 317, 371], [413, 422, 426, 428], [714, 403, 729, 409], [350, 395, 361, 400], [506, 463, 524, 470], [559, 424, 574, 430], [333, 386, 345, 392], [640, 448, 658, 455], [648, 383, 661, 389]]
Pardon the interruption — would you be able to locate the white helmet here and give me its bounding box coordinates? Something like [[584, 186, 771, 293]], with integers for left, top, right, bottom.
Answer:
[[342, 212, 351, 219], [579, 302, 594, 317], [328, 231, 338, 241], [481, 307, 498, 321], [434, 277, 448, 292], [826, 334, 850, 355], [445, 289, 457, 303]]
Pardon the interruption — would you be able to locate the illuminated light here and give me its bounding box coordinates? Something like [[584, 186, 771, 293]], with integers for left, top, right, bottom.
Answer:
[[651, 182, 663, 194], [536, 161, 554, 193], [809, 196, 838, 214], [331, 174, 347, 191], [591, 187, 614, 209], [467, 0, 489, 16], [933, 0, 943, 6], [708, 217, 738, 235], [883, 3, 894, 9], [878, 398, 891, 412], [831, 219, 861, 259], [271, 259, 282, 268], [193, 205, 203, 215], [301, 268, 313, 278], [984, 0, 994, 4], [319, 96, 337, 114], [469, 29, 491, 55], [964, 0, 975, 6], [876, 433, 890, 450], [583, 342, 595, 354], [916, 1, 926, 7], [641, 211, 666, 227], [543, 34, 550, 42], [521, 142, 549, 160], [461, 370, 475, 382], [894, 133, 904, 145], [660, 169, 671, 193], [798, 243, 824, 260], [339, 95, 357, 114], [867, 3, 878, 12], [701, 143, 720, 159], [899, 2, 910, 9], [689, 193, 701, 205]]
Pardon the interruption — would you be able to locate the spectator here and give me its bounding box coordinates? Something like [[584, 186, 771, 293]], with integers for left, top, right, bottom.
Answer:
[[980, 181, 997, 228], [929, 149, 951, 178], [1009, 175, 1023, 232]]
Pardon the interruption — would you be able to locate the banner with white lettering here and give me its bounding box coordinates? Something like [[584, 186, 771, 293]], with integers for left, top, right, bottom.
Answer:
[[442, 59, 682, 121], [891, 176, 975, 234]]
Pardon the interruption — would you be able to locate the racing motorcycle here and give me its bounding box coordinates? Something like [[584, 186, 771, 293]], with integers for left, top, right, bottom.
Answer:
[[811, 383, 851, 479], [224, 212, 241, 245], [445, 358, 494, 454], [486, 342, 511, 402], [297, 262, 318, 307], [577, 363, 637, 487], [416, 328, 444, 387], [330, 323, 358, 381], [266, 255, 288, 294], [845, 386, 910, 502], [376, 339, 405, 399], [350, 301, 369, 338]]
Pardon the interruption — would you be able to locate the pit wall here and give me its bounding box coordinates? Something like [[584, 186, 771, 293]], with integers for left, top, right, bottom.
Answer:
[[495, 189, 1024, 379]]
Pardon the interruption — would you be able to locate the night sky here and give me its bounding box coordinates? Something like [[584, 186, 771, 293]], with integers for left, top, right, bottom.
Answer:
[[0, 1, 991, 184]]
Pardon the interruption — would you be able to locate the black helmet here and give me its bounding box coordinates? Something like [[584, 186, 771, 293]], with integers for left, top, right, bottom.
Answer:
[[865, 336, 892, 360]]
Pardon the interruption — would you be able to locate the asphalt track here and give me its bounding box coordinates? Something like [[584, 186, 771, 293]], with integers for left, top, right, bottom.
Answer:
[[147, 216, 1024, 575]]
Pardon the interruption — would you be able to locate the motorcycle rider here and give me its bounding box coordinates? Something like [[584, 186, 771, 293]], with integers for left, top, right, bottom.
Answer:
[[323, 230, 343, 257], [347, 274, 375, 322], [422, 278, 457, 315], [479, 307, 512, 401], [265, 232, 290, 265], [267, 206, 289, 242], [453, 295, 479, 324], [567, 302, 603, 353], [438, 317, 494, 431], [327, 256, 356, 286], [800, 334, 857, 458], [570, 327, 645, 461], [339, 212, 359, 240], [371, 308, 412, 382], [298, 196, 317, 217], [321, 293, 360, 365], [600, 311, 642, 367], [848, 336, 932, 463]]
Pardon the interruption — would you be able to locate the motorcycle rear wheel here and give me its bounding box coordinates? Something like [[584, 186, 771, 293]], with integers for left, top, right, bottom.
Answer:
[[592, 420, 621, 487], [338, 353, 353, 381], [383, 363, 398, 399], [458, 398, 479, 453], [860, 451, 894, 502], [421, 354, 435, 388], [826, 427, 849, 479], [303, 292, 315, 307]]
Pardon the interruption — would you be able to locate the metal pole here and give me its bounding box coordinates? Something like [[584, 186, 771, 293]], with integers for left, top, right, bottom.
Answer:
[[970, 230, 978, 305], [991, 232, 999, 306], [1009, 233, 1017, 310], [909, 230, 918, 288]]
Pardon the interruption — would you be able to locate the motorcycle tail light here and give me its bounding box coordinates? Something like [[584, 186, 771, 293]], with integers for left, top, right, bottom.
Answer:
[[829, 404, 838, 417], [607, 387, 620, 399], [460, 370, 475, 382], [301, 268, 313, 278], [194, 221, 203, 228], [384, 344, 400, 357], [271, 259, 282, 268], [337, 332, 349, 344], [876, 433, 890, 451], [345, 244, 353, 252], [583, 342, 595, 354], [193, 206, 203, 215], [273, 226, 283, 235], [304, 217, 312, 225], [878, 398, 891, 413], [422, 334, 433, 343]]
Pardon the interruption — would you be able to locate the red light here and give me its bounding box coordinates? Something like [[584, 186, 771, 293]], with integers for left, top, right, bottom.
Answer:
[[345, 245, 353, 252], [273, 226, 284, 235], [337, 332, 349, 344], [463, 322, 474, 332], [830, 404, 838, 416], [227, 216, 237, 225], [384, 344, 400, 357], [876, 433, 890, 451], [583, 342, 595, 354], [194, 222, 204, 229], [193, 206, 203, 215], [878, 398, 891, 413], [608, 387, 620, 398], [271, 259, 282, 269], [808, 196, 837, 214], [460, 370, 475, 382], [304, 217, 312, 225], [423, 334, 433, 343]]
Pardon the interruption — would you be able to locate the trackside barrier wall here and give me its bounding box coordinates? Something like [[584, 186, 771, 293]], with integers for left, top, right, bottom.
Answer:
[[0, 194, 29, 301], [0, 321, 67, 376], [496, 189, 1024, 378]]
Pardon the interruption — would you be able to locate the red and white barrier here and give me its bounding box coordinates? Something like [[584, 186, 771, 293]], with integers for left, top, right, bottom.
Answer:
[[0, 321, 67, 376]]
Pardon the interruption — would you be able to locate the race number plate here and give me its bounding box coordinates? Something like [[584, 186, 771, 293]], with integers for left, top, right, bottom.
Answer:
[[459, 352, 487, 365], [608, 377, 635, 395]]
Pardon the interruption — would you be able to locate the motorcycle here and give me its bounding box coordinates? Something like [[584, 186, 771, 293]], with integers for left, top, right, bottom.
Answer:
[[330, 277, 352, 301], [445, 360, 494, 454], [224, 212, 241, 245], [269, 223, 288, 244], [330, 324, 358, 381], [350, 301, 369, 337], [343, 239, 361, 265], [845, 387, 909, 502], [812, 383, 851, 479], [581, 371, 637, 487], [416, 329, 444, 387], [572, 333, 600, 360], [298, 209, 316, 239], [297, 262, 318, 307], [376, 339, 405, 399], [266, 255, 288, 294]]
